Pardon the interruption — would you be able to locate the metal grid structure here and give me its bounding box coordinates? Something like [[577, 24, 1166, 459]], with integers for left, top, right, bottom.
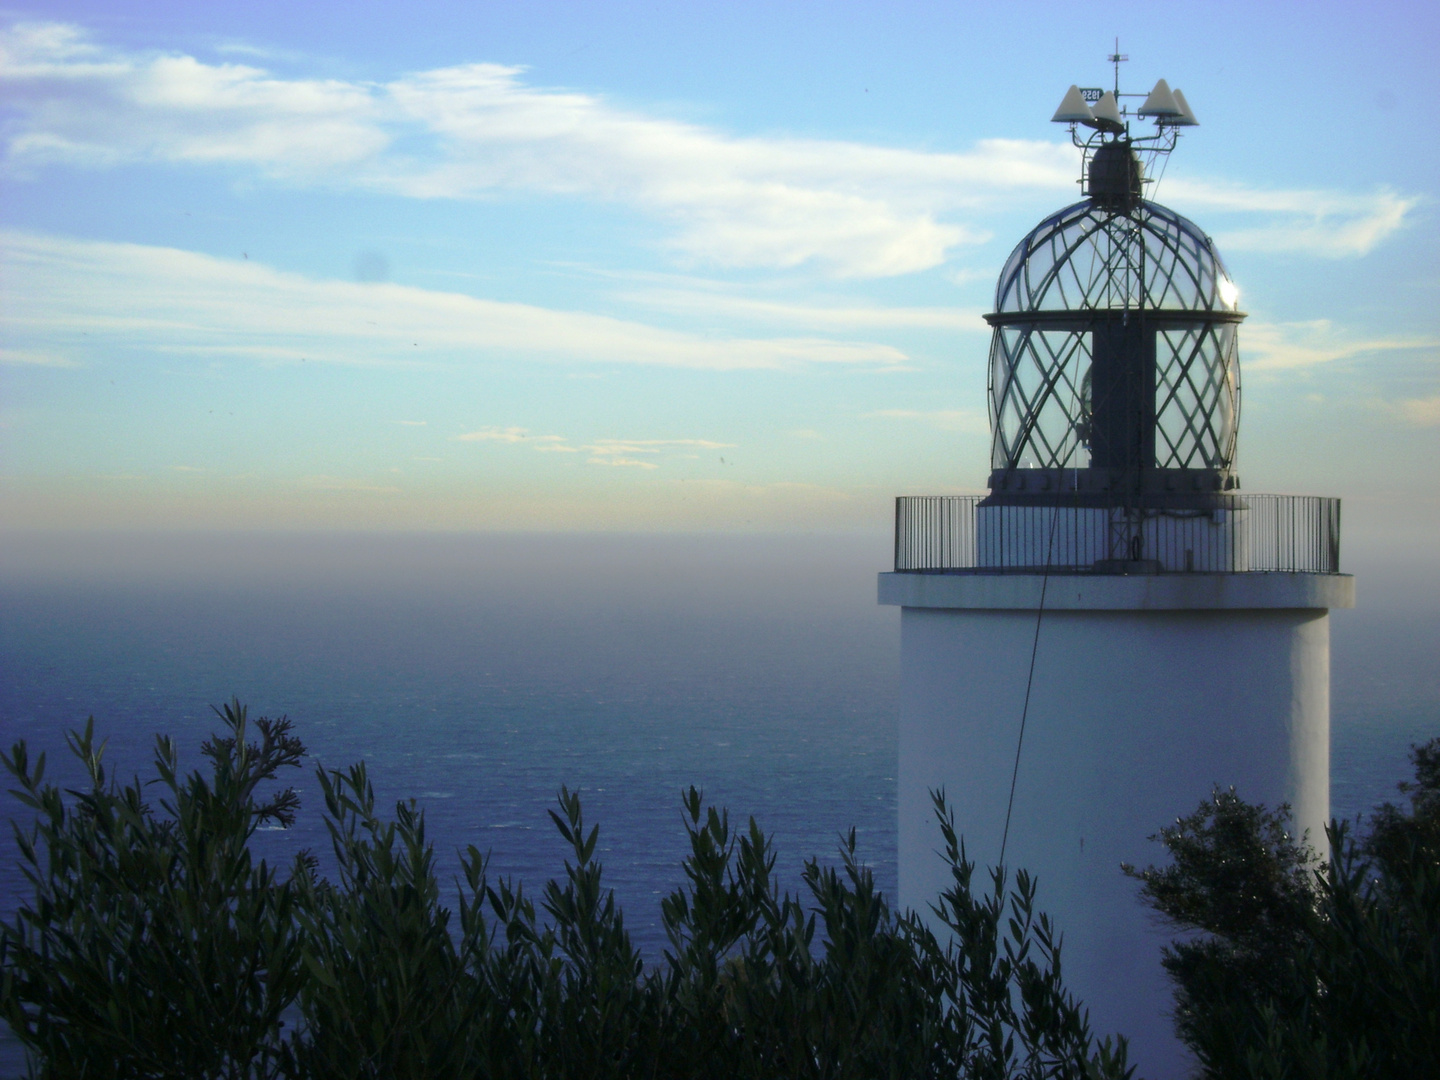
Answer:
[[893, 495, 1341, 574], [988, 199, 1242, 474], [1154, 323, 1239, 469]]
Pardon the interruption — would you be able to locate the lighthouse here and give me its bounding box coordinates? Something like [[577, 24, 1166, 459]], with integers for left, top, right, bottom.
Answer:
[[878, 69, 1353, 1076]]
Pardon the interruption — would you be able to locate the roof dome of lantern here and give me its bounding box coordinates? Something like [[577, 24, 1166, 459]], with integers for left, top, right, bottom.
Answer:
[[994, 171, 1239, 318]]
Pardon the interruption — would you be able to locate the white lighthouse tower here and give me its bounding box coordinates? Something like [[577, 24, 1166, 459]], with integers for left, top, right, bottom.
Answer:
[[879, 70, 1353, 1077]]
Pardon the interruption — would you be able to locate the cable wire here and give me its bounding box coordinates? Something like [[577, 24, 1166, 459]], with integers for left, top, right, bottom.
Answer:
[[998, 497, 1061, 867], [998, 293, 1092, 867]]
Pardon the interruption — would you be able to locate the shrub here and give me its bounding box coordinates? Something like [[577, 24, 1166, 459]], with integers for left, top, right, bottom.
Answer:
[[2, 702, 1134, 1079], [1126, 738, 1440, 1079], [0, 704, 306, 1079]]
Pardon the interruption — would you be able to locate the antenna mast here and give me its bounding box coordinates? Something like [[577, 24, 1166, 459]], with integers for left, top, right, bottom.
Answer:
[[1108, 38, 1128, 99]]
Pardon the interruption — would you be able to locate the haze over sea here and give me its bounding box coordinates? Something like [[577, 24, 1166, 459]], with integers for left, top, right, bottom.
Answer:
[[1, 528, 1436, 1068]]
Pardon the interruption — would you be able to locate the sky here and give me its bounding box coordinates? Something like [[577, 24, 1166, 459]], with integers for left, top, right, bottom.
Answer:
[[1, 0, 1437, 537]]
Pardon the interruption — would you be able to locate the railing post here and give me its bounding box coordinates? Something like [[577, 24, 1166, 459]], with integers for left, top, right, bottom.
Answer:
[[893, 497, 902, 571]]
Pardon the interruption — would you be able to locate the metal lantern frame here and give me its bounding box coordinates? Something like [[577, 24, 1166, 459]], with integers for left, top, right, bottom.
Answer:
[[986, 198, 1243, 486]]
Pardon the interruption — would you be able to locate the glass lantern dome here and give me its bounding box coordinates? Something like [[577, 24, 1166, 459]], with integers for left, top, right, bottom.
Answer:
[[985, 139, 1243, 506]]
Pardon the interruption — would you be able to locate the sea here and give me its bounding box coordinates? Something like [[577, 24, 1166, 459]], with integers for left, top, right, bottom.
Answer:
[[1, 530, 1435, 1072]]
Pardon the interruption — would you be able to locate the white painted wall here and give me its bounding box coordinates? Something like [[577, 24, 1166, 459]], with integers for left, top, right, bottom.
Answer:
[[891, 595, 1334, 1079]]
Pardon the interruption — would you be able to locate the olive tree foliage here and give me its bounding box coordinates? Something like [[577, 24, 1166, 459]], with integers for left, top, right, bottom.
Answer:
[[1126, 738, 1440, 1080], [0, 703, 307, 1080], [2, 703, 1134, 1080]]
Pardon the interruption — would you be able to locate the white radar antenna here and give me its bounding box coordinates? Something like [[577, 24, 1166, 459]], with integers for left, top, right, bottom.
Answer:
[[1050, 40, 1199, 197]]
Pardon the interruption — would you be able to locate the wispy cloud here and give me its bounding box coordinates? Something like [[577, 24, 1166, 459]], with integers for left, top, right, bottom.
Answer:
[[1, 21, 1415, 274], [1391, 396, 1440, 427], [1244, 319, 1437, 372], [587, 456, 657, 469], [458, 427, 547, 443], [0, 346, 78, 366], [458, 427, 573, 448], [0, 22, 1072, 276], [620, 286, 988, 332], [1165, 179, 1416, 258], [586, 437, 733, 452], [584, 437, 735, 469], [0, 23, 386, 176], [453, 430, 732, 468], [1, 230, 908, 371]]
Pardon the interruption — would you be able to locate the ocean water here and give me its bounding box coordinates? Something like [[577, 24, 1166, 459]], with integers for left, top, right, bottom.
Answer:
[[0, 530, 1435, 1071], [0, 534, 903, 949]]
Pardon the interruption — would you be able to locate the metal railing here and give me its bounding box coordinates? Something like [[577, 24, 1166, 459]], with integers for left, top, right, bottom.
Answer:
[[894, 494, 1342, 574]]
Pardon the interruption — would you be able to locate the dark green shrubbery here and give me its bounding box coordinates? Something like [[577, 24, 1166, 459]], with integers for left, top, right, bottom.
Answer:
[[1, 703, 1133, 1080], [0, 708, 307, 1078], [1128, 739, 1440, 1079]]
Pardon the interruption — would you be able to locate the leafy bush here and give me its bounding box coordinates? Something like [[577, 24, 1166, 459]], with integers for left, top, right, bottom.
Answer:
[[1126, 739, 1440, 1079], [1, 702, 1134, 1079], [0, 706, 306, 1079]]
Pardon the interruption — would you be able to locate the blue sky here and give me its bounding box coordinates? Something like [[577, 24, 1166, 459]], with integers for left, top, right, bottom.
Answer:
[[2, 0, 1436, 534]]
